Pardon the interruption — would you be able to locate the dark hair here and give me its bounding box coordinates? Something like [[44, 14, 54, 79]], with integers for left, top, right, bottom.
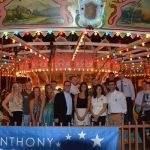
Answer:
[[108, 80, 116, 85], [51, 80, 57, 83], [142, 80, 147, 84], [64, 80, 71, 85], [70, 75, 77, 80], [45, 84, 51, 104], [118, 70, 125, 74], [147, 82, 150, 85], [109, 72, 114, 75], [79, 82, 89, 98], [93, 84, 105, 98]]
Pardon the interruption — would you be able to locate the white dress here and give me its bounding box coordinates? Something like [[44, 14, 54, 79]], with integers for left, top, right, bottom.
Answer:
[[74, 96, 90, 126]]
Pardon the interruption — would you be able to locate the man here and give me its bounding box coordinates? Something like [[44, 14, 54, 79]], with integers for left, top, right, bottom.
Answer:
[[54, 80, 74, 126], [135, 80, 147, 111], [141, 81, 150, 121], [70, 76, 79, 95], [51, 80, 58, 95], [104, 72, 118, 94], [138, 81, 150, 146], [117, 71, 135, 124], [107, 80, 127, 126], [22, 81, 33, 126]]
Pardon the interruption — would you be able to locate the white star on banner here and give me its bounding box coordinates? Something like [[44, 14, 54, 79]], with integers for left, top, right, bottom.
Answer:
[[78, 131, 86, 139], [66, 134, 71, 140], [56, 142, 61, 148], [91, 134, 103, 147]]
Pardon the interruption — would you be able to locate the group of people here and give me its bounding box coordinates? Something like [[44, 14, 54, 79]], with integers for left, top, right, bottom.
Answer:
[[1, 71, 150, 127]]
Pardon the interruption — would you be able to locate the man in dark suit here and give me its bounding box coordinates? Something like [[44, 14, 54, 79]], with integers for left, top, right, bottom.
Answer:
[[54, 80, 74, 126]]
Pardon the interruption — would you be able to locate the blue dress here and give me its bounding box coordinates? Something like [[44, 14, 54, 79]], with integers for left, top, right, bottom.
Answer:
[[41, 99, 54, 126]]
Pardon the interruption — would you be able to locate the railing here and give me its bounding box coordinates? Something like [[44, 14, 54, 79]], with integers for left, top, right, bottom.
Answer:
[[0, 121, 150, 150]]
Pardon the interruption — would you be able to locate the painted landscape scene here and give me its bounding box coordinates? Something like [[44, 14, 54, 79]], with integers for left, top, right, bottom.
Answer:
[[3, 0, 64, 25]]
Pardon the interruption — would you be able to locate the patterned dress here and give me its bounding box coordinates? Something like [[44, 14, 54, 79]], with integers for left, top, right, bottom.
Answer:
[[41, 99, 54, 126]]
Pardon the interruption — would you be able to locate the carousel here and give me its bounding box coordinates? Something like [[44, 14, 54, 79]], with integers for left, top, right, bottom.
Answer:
[[0, 0, 150, 150], [0, 0, 150, 91]]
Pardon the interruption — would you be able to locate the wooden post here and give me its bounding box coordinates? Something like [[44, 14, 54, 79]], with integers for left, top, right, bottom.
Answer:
[[13, 55, 17, 82]]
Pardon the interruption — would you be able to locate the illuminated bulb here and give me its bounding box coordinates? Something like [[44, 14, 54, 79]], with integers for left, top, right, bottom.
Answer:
[[119, 51, 122, 54], [26, 32, 29, 35], [107, 55, 110, 58], [30, 49, 33, 52], [126, 48, 129, 51], [142, 42, 145, 46], [43, 57, 45, 60], [133, 46, 136, 49], [147, 54, 150, 58], [12, 39, 16, 43], [39, 54, 42, 58], [91, 68, 94, 72], [126, 33, 131, 37], [37, 32, 41, 36], [25, 46, 28, 49], [139, 57, 141, 59], [94, 32, 98, 36], [116, 32, 120, 36], [102, 57, 104, 60], [130, 57, 132, 61], [60, 32, 63, 35], [146, 34, 150, 38]]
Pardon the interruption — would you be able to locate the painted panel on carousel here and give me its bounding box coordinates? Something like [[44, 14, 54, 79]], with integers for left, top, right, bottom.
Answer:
[[0, 0, 150, 30], [0, 0, 78, 27]]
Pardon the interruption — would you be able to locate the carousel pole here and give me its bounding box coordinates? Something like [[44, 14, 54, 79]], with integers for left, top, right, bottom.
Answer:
[[13, 49, 17, 83], [148, 58, 150, 81], [0, 35, 4, 102]]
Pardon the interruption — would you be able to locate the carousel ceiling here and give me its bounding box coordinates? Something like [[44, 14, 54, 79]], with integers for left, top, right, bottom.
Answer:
[[0, 0, 150, 80]]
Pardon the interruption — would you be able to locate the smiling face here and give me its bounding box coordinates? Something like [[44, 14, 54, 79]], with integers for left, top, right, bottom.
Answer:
[[96, 85, 102, 95], [108, 81, 116, 92], [118, 71, 124, 79], [33, 87, 40, 98], [64, 81, 71, 92], [81, 83, 87, 92]]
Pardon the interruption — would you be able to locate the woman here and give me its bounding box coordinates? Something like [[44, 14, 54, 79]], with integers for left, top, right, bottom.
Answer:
[[41, 84, 55, 126], [29, 87, 44, 126], [91, 84, 107, 126], [2, 83, 23, 126], [74, 82, 90, 126]]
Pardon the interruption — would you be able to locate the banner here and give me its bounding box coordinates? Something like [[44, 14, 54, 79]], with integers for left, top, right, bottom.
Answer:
[[0, 126, 119, 150]]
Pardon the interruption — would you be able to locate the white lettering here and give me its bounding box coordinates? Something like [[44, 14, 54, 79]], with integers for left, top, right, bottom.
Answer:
[[47, 138, 53, 147], [37, 138, 45, 147], [26, 138, 35, 147], [9, 137, 14, 146], [0, 137, 7, 146], [16, 137, 23, 146]]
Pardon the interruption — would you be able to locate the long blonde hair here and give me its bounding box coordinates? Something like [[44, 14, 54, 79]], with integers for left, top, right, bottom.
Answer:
[[11, 83, 22, 102]]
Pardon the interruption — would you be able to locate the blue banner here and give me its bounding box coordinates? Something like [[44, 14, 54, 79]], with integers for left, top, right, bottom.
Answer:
[[0, 126, 119, 150]]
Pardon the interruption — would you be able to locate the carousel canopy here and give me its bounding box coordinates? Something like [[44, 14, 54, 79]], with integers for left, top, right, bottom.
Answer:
[[0, 0, 150, 84]]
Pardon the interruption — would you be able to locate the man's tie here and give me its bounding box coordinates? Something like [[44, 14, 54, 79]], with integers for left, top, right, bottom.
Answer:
[[121, 80, 124, 92]]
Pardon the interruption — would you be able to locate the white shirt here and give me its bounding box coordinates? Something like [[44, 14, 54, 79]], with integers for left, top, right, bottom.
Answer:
[[70, 83, 79, 95], [135, 90, 144, 106], [107, 90, 127, 114], [64, 91, 72, 115], [91, 95, 107, 116], [117, 78, 135, 100]]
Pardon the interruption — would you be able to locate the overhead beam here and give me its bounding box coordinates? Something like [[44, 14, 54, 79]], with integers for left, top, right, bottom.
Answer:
[[0, 42, 128, 49]]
